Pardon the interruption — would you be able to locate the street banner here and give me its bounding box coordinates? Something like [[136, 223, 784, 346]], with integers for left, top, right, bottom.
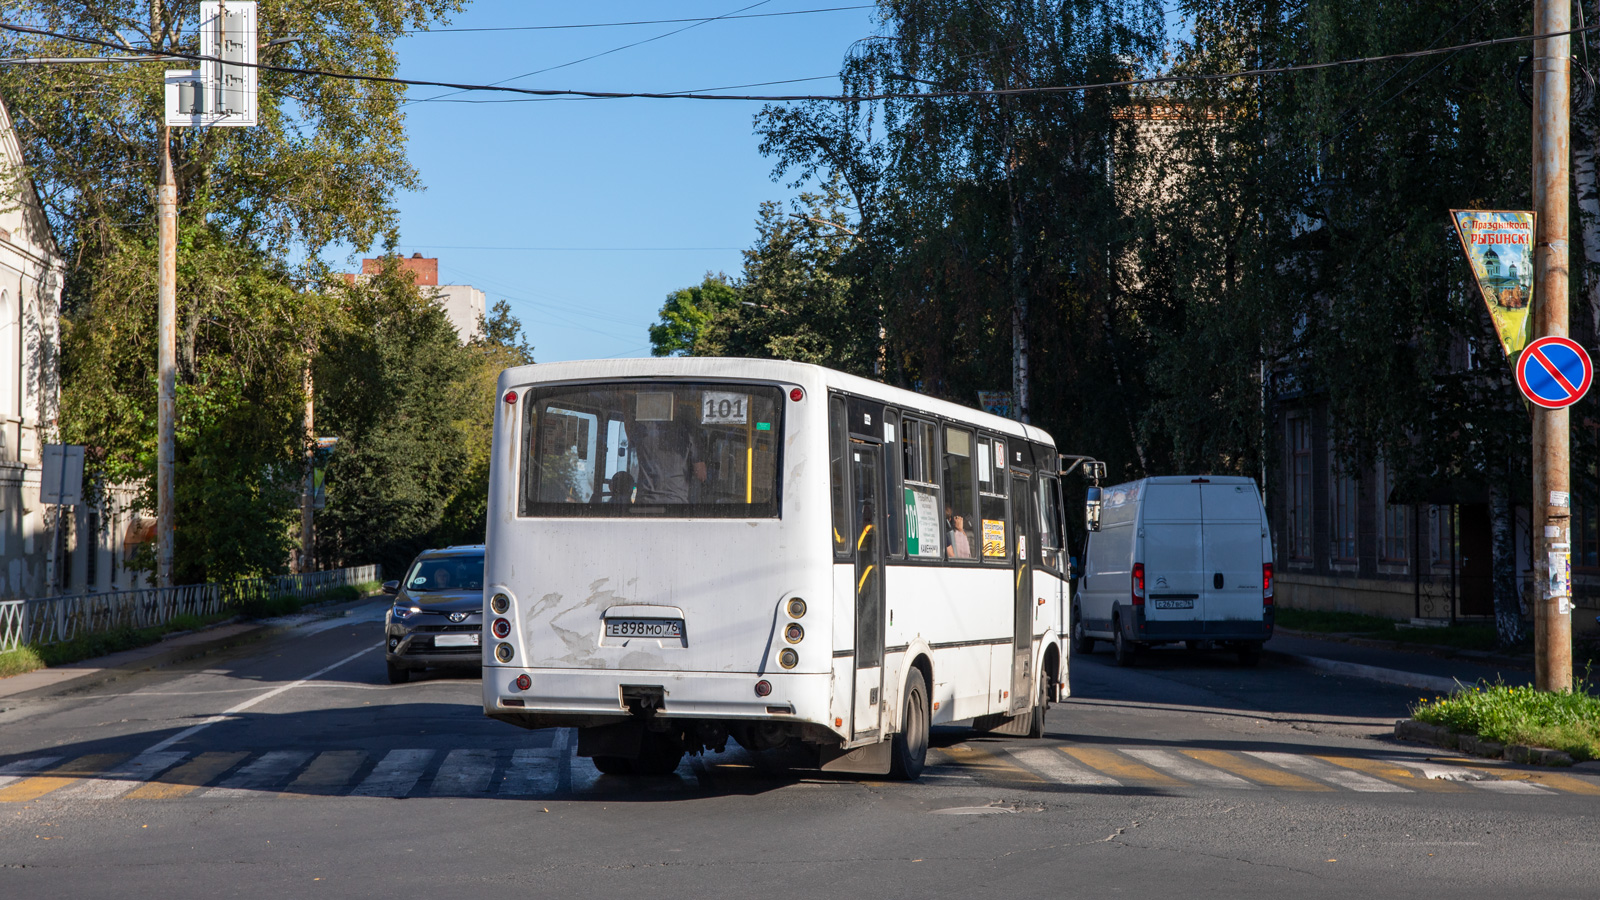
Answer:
[[1450, 210, 1535, 359]]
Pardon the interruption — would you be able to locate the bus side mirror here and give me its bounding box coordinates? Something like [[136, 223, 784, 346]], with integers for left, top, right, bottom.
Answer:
[[1085, 486, 1103, 533]]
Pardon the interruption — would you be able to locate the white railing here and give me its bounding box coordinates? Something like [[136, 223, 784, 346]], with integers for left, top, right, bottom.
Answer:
[[0, 564, 381, 652]]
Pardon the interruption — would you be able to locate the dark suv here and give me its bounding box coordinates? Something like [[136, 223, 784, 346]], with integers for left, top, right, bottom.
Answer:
[[383, 545, 486, 684]]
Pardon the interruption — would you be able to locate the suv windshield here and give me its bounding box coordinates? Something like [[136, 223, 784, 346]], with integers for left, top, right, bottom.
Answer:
[[403, 555, 485, 592], [517, 382, 783, 518]]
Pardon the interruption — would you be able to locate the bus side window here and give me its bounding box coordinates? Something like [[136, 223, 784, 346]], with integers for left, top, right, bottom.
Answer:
[[883, 409, 905, 559], [976, 435, 1010, 563], [901, 418, 941, 560], [1037, 474, 1064, 572], [829, 396, 850, 557], [518, 404, 538, 516], [942, 426, 976, 560]]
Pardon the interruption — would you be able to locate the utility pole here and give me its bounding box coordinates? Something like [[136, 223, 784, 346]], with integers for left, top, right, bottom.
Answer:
[[1530, 0, 1572, 691], [156, 127, 176, 589], [299, 361, 314, 573]]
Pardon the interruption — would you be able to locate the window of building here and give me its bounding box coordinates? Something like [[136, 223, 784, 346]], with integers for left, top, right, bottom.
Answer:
[[1288, 416, 1312, 560], [1375, 459, 1407, 564], [1330, 455, 1358, 563], [942, 426, 976, 560], [901, 417, 941, 559]]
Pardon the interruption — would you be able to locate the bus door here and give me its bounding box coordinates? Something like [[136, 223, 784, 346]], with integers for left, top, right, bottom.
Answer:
[[1009, 472, 1035, 715], [849, 440, 886, 740]]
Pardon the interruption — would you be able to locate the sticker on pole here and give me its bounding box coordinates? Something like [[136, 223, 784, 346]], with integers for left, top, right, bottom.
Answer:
[[1515, 336, 1593, 409]]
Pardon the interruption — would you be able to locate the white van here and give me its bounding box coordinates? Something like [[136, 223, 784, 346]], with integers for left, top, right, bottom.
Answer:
[[1073, 476, 1273, 666]]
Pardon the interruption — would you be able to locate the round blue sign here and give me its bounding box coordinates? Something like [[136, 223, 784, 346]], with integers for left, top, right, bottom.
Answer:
[[1517, 336, 1593, 409]]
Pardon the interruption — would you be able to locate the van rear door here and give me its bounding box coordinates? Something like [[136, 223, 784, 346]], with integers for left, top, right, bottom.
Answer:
[[1199, 482, 1266, 629], [1140, 483, 1204, 628]]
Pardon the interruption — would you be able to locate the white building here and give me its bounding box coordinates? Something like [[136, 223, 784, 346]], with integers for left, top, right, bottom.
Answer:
[[345, 254, 485, 341], [0, 97, 63, 599], [0, 99, 144, 600]]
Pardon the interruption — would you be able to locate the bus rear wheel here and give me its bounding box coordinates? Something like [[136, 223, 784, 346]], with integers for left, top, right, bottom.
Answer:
[[890, 669, 929, 780], [633, 732, 685, 776], [591, 755, 634, 776]]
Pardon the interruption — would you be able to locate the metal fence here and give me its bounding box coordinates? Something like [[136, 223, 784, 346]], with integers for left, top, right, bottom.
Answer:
[[0, 564, 381, 653]]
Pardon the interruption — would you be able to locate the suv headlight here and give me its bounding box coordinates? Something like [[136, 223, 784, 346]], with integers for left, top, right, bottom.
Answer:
[[392, 605, 420, 620]]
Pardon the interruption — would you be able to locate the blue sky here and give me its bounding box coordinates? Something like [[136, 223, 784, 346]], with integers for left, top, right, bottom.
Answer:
[[367, 2, 882, 361]]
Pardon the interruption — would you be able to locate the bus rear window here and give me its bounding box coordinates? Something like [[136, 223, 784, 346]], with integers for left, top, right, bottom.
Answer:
[[518, 382, 783, 518]]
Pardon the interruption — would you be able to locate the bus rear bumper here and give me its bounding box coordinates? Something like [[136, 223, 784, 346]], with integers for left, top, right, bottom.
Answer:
[[483, 667, 834, 728]]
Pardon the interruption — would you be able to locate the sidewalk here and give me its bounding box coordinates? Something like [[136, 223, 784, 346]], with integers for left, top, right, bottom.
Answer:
[[0, 594, 384, 701], [1267, 629, 1534, 694]]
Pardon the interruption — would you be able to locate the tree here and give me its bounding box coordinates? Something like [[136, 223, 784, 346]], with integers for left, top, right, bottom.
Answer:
[[649, 274, 741, 357], [313, 257, 476, 576], [0, 0, 461, 581]]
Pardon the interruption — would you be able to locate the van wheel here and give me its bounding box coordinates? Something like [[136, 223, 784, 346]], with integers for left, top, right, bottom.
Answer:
[[1113, 624, 1138, 667], [1236, 643, 1262, 667], [890, 669, 929, 780], [1072, 611, 1095, 655]]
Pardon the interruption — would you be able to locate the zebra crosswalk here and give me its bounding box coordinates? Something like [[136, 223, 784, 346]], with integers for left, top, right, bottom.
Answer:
[[0, 737, 1595, 802]]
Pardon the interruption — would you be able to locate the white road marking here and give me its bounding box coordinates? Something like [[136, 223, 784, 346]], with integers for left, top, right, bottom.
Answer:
[[1004, 748, 1118, 786], [1470, 779, 1554, 794], [0, 757, 63, 788], [1245, 751, 1410, 792], [1121, 748, 1257, 789], [432, 749, 496, 795], [351, 749, 434, 798], [142, 645, 377, 754], [1382, 759, 1494, 782], [205, 751, 314, 798], [53, 751, 188, 800], [498, 748, 561, 796]]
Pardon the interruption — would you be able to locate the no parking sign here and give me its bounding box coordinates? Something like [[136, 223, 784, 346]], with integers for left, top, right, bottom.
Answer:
[[1516, 336, 1593, 409]]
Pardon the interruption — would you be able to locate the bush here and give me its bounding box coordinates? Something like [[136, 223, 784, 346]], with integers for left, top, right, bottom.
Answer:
[[1411, 680, 1600, 762], [0, 645, 47, 679]]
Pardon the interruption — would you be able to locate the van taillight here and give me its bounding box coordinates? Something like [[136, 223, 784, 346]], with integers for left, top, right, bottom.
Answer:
[[1263, 563, 1274, 607], [1131, 563, 1145, 607]]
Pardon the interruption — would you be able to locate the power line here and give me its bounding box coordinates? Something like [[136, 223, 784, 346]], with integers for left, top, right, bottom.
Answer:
[[402, 5, 875, 34], [1, 20, 1595, 103], [407, 0, 774, 105]]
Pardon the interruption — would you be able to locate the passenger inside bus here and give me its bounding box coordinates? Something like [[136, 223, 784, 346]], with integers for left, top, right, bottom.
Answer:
[[631, 415, 707, 504], [948, 514, 973, 559]]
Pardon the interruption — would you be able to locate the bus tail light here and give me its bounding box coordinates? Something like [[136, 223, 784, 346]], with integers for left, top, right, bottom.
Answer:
[[495, 643, 514, 663], [514, 674, 531, 691], [504, 390, 518, 404], [784, 623, 804, 644], [787, 597, 806, 618], [754, 680, 772, 697], [492, 618, 511, 639], [1263, 563, 1274, 607], [789, 387, 804, 402], [1131, 563, 1145, 607], [779, 649, 798, 669], [490, 593, 510, 614]]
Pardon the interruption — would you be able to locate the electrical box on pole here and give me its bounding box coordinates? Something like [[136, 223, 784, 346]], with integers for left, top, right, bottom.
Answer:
[[165, 1, 257, 128]]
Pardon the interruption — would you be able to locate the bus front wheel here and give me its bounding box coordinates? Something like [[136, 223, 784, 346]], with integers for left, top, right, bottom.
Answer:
[[890, 670, 929, 780]]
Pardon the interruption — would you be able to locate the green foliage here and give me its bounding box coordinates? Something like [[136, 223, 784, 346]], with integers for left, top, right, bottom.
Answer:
[[1412, 680, 1600, 761], [650, 274, 742, 357], [313, 257, 498, 574], [0, 645, 47, 679], [0, 1, 464, 583]]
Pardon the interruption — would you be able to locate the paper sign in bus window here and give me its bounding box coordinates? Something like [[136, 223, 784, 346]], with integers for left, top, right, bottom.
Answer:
[[983, 519, 1006, 557], [904, 487, 942, 558], [701, 391, 749, 424]]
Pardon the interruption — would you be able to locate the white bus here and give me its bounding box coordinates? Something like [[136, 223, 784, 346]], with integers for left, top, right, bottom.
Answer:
[[482, 358, 1075, 778]]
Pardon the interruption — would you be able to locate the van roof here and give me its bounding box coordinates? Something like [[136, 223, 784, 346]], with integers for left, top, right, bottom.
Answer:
[[1104, 475, 1260, 492]]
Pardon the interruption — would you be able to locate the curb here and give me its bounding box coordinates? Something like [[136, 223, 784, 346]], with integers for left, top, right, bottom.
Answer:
[[1269, 650, 1462, 694], [1394, 718, 1578, 767]]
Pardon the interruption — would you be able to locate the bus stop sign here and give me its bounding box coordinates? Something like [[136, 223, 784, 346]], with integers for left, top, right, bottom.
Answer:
[[1516, 336, 1593, 409]]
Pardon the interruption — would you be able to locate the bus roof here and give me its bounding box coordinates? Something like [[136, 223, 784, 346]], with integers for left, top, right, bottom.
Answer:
[[497, 357, 1057, 449]]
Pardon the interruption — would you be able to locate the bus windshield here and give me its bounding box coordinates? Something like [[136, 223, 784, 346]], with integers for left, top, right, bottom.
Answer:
[[518, 382, 783, 517]]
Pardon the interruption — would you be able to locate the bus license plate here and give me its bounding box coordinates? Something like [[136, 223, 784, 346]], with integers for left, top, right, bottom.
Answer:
[[435, 633, 480, 647], [1152, 600, 1194, 610], [604, 618, 683, 638]]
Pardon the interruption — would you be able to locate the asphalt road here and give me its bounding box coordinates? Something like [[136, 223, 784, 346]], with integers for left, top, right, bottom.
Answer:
[[1, 598, 1596, 899]]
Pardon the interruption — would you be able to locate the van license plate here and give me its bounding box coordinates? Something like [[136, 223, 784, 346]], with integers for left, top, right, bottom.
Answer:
[[1152, 599, 1194, 610], [605, 618, 684, 638]]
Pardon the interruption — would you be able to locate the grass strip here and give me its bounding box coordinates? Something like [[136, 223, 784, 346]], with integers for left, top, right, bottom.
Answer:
[[1275, 608, 1513, 653], [1411, 680, 1600, 762]]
